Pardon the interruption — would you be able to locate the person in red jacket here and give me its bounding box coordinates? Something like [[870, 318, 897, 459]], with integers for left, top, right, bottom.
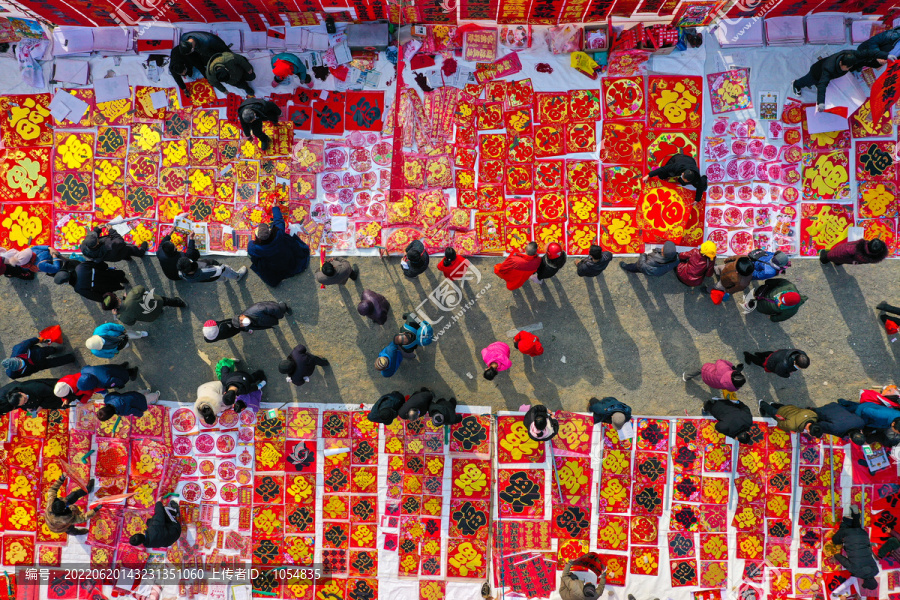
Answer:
[[683, 359, 746, 392], [513, 331, 544, 357], [676, 241, 716, 287], [494, 242, 540, 290], [436, 247, 467, 281], [53, 373, 103, 405], [820, 238, 888, 266]]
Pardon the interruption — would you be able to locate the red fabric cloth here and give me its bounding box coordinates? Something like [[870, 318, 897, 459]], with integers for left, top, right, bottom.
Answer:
[[514, 331, 544, 356], [57, 373, 101, 403], [494, 252, 540, 290], [701, 360, 737, 391], [437, 255, 467, 281]]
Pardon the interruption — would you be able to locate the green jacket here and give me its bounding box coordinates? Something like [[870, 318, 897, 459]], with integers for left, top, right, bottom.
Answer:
[[118, 285, 164, 325], [775, 405, 818, 433], [207, 52, 253, 92], [755, 278, 807, 322]]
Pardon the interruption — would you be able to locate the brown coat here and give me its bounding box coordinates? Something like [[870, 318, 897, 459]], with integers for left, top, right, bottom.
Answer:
[[715, 255, 753, 294], [44, 477, 97, 533]]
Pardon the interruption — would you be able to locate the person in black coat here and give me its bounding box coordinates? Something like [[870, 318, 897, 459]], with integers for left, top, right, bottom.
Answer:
[[169, 45, 209, 96], [202, 319, 242, 343], [157, 233, 200, 281], [399, 388, 434, 420], [220, 363, 265, 410], [239, 99, 282, 152], [792, 50, 862, 110], [428, 397, 462, 427], [80, 227, 146, 262], [812, 401, 866, 443], [523, 404, 559, 442], [279, 344, 329, 387], [401, 239, 429, 278], [247, 204, 311, 287], [357, 290, 390, 325], [232, 301, 291, 332], [178, 31, 229, 61], [831, 505, 879, 590], [703, 399, 754, 444], [743, 349, 809, 378], [52, 261, 128, 303], [0, 378, 66, 415], [130, 500, 182, 549], [368, 391, 404, 425], [535, 243, 566, 282], [643, 153, 708, 203], [858, 27, 899, 65], [576, 244, 613, 278]]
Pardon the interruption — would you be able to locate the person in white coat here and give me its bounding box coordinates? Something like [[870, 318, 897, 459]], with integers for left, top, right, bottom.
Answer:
[[195, 380, 226, 425]]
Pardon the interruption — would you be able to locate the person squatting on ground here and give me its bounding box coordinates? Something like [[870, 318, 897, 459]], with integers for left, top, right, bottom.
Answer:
[[44, 475, 96, 535], [177, 255, 246, 283], [399, 388, 434, 421], [80, 226, 146, 262], [759, 401, 821, 435], [494, 242, 540, 290], [831, 505, 879, 590], [513, 330, 544, 357], [588, 397, 632, 429], [675, 242, 716, 287], [703, 398, 754, 444], [643, 152, 708, 203], [3, 336, 75, 379], [523, 404, 559, 442], [0, 378, 66, 414], [534, 242, 566, 283], [820, 238, 888, 266], [315, 257, 359, 286], [367, 391, 405, 424], [130, 500, 182, 549], [743, 348, 809, 378], [429, 396, 462, 427], [576, 244, 613, 277], [238, 98, 280, 150], [97, 390, 160, 421], [620, 241, 678, 276], [401, 239, 429, 278], [437, 247, 468, 281]]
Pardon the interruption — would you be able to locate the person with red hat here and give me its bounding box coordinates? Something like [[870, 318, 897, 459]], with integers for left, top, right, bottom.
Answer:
[[877, 301, 900, 336], [750, 278, 806, 322], [271, 52, 312, 87], [534, 242, 566, 283], [513, 331, 544, 357], [494, 242, 540, 291]]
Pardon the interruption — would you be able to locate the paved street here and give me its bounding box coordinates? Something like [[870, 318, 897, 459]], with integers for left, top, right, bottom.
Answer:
[[2, 255, 897, 415]]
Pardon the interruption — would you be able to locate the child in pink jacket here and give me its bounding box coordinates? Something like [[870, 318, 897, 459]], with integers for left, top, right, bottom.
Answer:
[[482, 342, 511, 381]]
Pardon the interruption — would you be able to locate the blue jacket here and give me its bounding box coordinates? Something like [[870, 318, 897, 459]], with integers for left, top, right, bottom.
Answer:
[[90, 323, 128, 359], [271, 52, 307, 80], [104, 391, 148, 417], [589, 397, 633, 423], [838, 399, 900, 429], [78, 365, 130, 390], [5, 338, 39, 377], [31, 246, 79, 274], [751, 251, 784, 281], [247, 207, 311, 287], [377, 342, 402, 378]]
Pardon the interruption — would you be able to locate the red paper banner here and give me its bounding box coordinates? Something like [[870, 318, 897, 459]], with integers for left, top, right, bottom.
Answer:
[[583, 0, 616, 21], [460, 0, 499, 20], [611, 0, 642, 17], [870, 60, 900, 128]]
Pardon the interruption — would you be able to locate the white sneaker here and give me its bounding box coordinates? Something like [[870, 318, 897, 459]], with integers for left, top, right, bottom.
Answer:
[[682, 372, 688, 382], [138, 331, 149, 337], [890, 54, 898, 61], [237, 266, 248, 280], [146, 391, 161, 405], [258, 380, 267, 390]]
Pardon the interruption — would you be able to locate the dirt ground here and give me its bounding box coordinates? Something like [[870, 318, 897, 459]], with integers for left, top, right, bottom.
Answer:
[[1, 254, 897, 416]]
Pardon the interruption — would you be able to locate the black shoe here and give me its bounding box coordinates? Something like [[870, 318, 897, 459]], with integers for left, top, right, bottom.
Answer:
[[877, 301, 891, 312], [120, 361, 130, 369], [139, 242, 149, 253], [171, 298, 187, 308], [743, 351, 752, 363], [281, 303, 292, 315], [128, 367, 139, 381], [86, 478, 95, 493], [819, 249, 830, 264], [319, 359, 330, 367], [349, 265, 359, 281], [792, 81, 801, 96]]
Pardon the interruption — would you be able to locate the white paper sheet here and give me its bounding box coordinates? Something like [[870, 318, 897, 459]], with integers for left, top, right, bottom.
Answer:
[[52, 26, 93, 55], [149, 90, 169, 110], [331, 216, 348, 232], [48, 94, 70, 122], [805, 106, 848, 134], [52, 59, 89, 85], [94, 75, 131, 104], [50, 92, 89, 123]]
